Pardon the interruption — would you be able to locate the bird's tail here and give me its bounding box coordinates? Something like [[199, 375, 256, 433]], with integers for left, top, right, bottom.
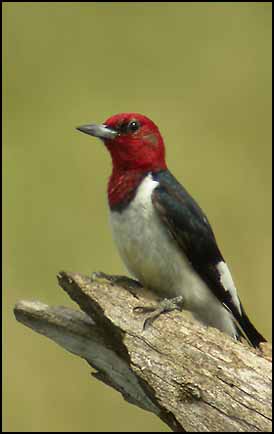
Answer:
[[236, 303, 267, 348]]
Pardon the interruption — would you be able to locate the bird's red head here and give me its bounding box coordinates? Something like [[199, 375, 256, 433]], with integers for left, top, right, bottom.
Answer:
[[77, 113, 167, 207], [103, 113, 167, 172], [77, 113, 167, 172]]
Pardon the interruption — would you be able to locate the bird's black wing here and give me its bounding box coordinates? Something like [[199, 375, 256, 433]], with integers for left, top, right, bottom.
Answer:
[[152, 170, 266, 347]]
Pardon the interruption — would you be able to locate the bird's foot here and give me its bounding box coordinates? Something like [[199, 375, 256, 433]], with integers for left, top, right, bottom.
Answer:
[[91, 272, 142, 290], [133, 296, 184, 330]]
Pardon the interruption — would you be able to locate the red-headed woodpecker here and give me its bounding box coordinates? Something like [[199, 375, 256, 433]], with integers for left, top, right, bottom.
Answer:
[[77, 113, 266, 348]]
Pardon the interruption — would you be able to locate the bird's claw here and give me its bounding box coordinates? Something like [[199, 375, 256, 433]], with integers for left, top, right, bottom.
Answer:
[[134, 295, 184, 330]]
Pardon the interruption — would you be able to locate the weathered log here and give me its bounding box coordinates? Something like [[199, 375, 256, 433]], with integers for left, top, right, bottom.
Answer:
[[14, 271, 272, 432]]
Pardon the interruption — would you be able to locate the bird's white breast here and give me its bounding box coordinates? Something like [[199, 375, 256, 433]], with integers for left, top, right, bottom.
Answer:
[[109, 174, 237, 336]]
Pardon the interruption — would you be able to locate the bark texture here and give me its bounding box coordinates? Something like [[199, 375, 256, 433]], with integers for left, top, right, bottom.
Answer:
[[14, 271, 272, 432]]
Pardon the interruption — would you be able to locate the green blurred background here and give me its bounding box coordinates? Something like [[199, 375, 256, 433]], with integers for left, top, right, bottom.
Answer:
[[3, 2, 272, 432]]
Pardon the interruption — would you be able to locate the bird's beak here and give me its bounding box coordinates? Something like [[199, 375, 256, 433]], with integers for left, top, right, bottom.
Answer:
[[76, 124, 118, 140]]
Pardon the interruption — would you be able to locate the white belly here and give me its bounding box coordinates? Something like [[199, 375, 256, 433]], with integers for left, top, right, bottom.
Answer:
[[109, 174, 237, 337]]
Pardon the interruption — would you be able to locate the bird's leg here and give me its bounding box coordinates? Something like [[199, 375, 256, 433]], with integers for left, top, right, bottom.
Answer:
[[92, 272, 184, 329], [134, 296, 184, 330]]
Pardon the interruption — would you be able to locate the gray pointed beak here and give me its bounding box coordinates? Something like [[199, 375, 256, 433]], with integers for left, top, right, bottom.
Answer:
[[76, 124, 117, 140]]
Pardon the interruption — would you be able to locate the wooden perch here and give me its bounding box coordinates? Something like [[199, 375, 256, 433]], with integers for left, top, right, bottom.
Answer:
[[14, 271, 272, 432]]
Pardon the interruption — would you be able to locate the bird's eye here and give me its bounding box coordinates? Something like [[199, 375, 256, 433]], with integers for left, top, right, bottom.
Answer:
[[128, 120, 140, 133], [118, 119, 140, 134]]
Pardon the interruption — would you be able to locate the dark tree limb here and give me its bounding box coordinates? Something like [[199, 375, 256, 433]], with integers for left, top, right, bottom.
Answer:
[[14, 271, 272, 432]]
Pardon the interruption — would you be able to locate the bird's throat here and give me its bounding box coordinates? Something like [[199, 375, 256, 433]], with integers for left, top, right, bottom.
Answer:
[[108, 169, 147, 211]]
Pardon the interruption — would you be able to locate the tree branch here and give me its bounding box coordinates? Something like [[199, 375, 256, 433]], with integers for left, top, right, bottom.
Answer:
[[14, 271, 272, 432]]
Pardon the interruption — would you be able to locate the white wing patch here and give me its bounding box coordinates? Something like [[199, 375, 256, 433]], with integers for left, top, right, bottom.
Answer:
[[217, 261, 241, 314]]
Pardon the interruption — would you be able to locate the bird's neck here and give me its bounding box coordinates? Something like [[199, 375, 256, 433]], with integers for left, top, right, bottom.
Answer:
[[108, 168, 148, 211]]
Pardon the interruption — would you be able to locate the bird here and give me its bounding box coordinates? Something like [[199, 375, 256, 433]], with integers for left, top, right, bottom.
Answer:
[[76, 112, 266, 348]]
